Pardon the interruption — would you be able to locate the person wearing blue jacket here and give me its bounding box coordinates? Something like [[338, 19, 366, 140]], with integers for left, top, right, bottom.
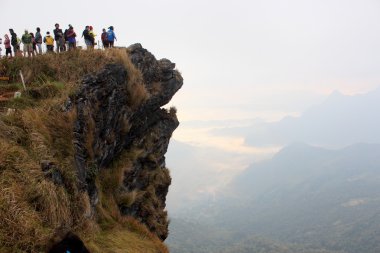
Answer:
[[106, 26, 117, 48]]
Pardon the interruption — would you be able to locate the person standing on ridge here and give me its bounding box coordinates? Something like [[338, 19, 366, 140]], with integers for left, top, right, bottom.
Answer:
[[35, 27, 43, 54], [101, 28, 108, 48], [4, 34, 12, 58], [44, 31, 54, 52], [53, 23, 64, 53], [66, 25, 77, 50], [107, 26, 116, 48], [9, 29, 18, 55], [82, 26, 93, 49], [63, 26, 69, 51], [89, 26, 96, 48], [21, 30, 33, 57], [30, 33, 37, 56]]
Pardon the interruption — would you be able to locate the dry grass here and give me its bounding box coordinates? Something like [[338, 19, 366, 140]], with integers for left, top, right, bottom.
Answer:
[[0, 184, 47, 252], [0, 101, 80, 252], [85, 218, 169, 253], [117, 190, 138, 207], [105, 48, 150, 108], [0, 50, 109, 85], [26, 180, 72, 227]]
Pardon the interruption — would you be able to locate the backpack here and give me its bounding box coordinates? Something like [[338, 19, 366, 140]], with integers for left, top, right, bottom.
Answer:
[[45, 36, 54, 45], [107, 30, 115, 41], [11, 34, 17, 45], [64, 29, 69, 40], [101, 32, 108, 42]]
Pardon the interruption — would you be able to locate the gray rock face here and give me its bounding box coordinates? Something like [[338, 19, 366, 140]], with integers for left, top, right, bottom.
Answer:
[[72, 45, 183, 240]]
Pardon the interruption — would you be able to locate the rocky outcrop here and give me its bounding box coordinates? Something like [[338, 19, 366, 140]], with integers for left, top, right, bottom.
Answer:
[[72, 44, 183, 240]]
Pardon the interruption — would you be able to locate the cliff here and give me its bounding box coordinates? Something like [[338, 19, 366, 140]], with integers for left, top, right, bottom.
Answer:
[[0, 44, 183, 252]]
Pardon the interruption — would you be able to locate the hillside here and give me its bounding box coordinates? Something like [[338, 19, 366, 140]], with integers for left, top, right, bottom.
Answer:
[[0, 45, 183, 252], [169, 143, 380, 253], [212, 88, 380, 147]]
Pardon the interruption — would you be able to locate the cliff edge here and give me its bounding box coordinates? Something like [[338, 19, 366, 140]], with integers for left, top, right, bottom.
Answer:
[[0, 44, 183, 252]]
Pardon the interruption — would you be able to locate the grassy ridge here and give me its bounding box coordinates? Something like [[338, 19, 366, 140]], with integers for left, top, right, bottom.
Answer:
[[0, 49, 168, 253]]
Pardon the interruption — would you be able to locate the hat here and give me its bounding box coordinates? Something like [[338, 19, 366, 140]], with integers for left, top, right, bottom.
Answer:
[[47, 31, 50, 34], [108, 26, 114, 30]]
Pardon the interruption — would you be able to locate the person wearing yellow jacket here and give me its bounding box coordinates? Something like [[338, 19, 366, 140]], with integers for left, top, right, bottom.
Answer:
[[43, 31, 54, 52], [89, 26, 96, 49]]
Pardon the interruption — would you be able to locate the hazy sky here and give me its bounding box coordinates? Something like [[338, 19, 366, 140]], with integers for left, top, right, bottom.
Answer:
[[1, 0, 380, 141], [1, 0, 380, 122]]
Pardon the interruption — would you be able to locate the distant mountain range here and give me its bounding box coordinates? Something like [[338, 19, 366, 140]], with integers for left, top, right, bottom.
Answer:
[[213, 87, 380, 148], [168, 143, 380, 253]]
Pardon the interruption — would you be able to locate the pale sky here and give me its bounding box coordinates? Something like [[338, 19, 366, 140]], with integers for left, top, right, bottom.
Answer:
[[2, 0, 380, 122], [1, 0, 380, 137]]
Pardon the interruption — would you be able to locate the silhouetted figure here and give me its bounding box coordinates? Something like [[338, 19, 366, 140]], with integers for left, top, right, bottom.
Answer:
[[9, 28, 18, 55], [35, 27, 43, 54], [48, 232, 90, 253], [101, 28, 108, 48], [53, 23, 64, 53], [82, 25, 93, 49]]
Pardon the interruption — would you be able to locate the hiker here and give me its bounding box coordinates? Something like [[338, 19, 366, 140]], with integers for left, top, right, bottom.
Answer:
[[44, 31, 54, 52], [101, 28, 108, 48], [63, 26, 69, 51], [53, 23, 64, 53], [89, 26, 96, 48], [66, 25, 77, 50], [9, 29, 18, 55], [35, 27, 43, 54], [16, 36, 22, 57], [82, 26, 93, 49], [107, 26, 117, 48], [30, 33, 37, 56], [21, 30, 33, 57], [4, 34, 12, 58]]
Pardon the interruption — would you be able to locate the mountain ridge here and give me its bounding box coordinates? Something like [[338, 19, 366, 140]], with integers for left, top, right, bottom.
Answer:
[[169, 142, 380, 253], [212, 87, 380, 148]]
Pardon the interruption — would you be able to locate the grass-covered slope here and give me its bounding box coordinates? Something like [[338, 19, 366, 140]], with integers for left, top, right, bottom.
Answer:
[[0, 46, 182, 252]]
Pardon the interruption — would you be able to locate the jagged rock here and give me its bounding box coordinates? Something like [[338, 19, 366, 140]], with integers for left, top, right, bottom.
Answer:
[[72, 45, 183, 240]]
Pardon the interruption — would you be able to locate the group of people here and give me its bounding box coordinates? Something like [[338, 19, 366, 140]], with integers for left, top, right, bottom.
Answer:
[[0, 24, 117, 58]]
